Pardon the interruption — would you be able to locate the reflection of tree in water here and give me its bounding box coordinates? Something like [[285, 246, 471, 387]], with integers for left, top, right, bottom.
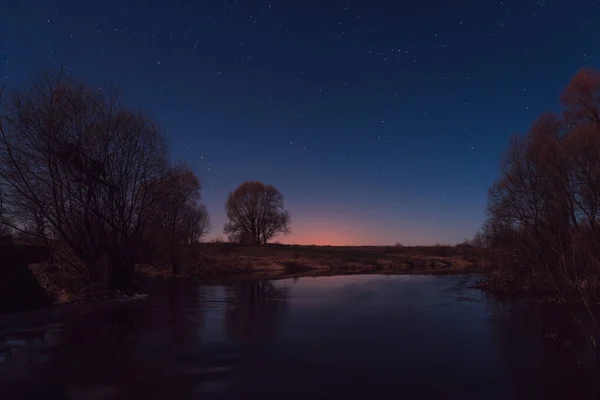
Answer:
[[47, 301, 144, 382], [487, 298, 600, 398], [164, 279, 205, 348], [41, 282, 208, 397], [224, 280, 288, 342]]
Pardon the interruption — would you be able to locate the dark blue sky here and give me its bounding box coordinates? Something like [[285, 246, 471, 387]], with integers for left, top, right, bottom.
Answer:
[[1, 0, 598, 245]]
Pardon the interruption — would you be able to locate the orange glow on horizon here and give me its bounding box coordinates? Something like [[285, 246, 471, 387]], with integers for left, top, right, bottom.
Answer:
[[275, 217, 394, 246], [207, 213, 452, 246], [278, 232, 360, 247]]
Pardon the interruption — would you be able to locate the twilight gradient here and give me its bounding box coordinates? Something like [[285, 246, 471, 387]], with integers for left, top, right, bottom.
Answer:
[[1, 0, 599, 245]]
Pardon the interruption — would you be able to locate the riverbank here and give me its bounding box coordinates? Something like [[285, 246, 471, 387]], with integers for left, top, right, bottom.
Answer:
[[137, 243, 501, 280], [21, 243, 502, 306]]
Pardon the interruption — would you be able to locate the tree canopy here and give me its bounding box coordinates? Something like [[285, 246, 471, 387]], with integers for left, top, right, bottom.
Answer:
[[224, 181, 290, 244], [0, 70, 209, 289], [479, 68, 600, 290]]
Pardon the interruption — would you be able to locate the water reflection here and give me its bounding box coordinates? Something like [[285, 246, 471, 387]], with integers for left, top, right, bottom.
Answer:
[[0, 275, 598, 399], [487, 298, 600, 399], [224, 280, 288, 342]]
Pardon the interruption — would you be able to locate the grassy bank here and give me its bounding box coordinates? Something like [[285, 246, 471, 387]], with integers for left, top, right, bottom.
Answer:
[[19, 243, 502, 304], [136, 243, 501, 281]]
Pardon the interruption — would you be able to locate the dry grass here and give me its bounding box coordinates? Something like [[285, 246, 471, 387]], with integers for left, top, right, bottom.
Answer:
[[137, 243, 501, 280], [18, 243, 500, 301], [10, 243, 501, 307], [28, 263, 76, 304]]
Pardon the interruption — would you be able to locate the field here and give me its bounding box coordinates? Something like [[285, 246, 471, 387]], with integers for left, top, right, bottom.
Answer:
[[2, 242, 502, 307], [137, 243, 503, 280]]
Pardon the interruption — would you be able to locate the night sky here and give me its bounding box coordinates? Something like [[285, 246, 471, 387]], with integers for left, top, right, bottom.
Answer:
[[1, 0, 599, 246]]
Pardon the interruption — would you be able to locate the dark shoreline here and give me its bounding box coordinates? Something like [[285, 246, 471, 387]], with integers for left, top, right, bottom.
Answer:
[[186, 266, 489, 285], [35, 269, 488, 310]]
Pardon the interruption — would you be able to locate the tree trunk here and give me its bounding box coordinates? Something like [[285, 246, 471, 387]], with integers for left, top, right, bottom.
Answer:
[[171, 251, 180, 275], [108, 252, 136, 293]]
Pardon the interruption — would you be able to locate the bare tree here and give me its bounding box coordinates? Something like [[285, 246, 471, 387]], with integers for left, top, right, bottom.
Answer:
[[482, 68, 600, 294], [561, 68, 600, 126], [0, 70, 169, 290], [0, 189, 12, 238], [478, 69, 600, 362], [0, 221, 12, 238], [227, 230, 254, 244], [224, 181, 291, 244], [146, 163, 210, 273], [180, 203, 210, 244]]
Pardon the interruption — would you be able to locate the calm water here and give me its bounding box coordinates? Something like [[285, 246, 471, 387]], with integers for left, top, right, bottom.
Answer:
[[0, 274, 598, 399]]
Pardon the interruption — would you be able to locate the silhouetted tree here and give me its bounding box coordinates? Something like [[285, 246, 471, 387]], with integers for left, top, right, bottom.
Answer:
[[224, 181, 291, 244], [481, 68, 600, 294], [146, 163, 210, 273], [0, 222, 12, 238], [0, 189, 12, 238], [467, 230, 487, 248], [180, 203, 210, 244], [0, 70, 171, 290], [227, 230, 254, 244]]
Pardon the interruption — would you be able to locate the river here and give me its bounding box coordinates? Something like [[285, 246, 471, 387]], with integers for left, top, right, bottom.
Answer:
[[0, 274, 598, 399]]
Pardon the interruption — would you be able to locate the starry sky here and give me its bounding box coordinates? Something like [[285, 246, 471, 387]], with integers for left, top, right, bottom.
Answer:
[[1, 0, 599, 246]]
